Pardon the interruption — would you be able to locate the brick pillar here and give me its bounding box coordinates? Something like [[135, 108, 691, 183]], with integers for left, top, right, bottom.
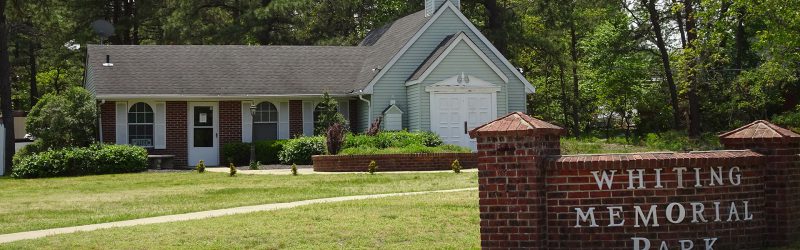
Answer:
[[218, 101, 242, 164], [469, 112, 564, 250], [100, 101, 116, 144], [289, 100, 303, 137], [720, 120, 800, 247]]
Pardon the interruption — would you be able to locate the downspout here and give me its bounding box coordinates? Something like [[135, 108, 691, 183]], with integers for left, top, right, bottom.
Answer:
[[358, 92, 371, 130], [98, 99, 105, 143]]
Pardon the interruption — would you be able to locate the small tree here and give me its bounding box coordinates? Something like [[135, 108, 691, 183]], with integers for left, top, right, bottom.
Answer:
[[326, 123, 345, 155], [291, 163, 298, 176], [196, 160, 206, 173], [314, 92, 347, 135], [27, 87, 97, 149], [229, 162, 237, 177], [451, 159, 462, 174], [366, 116, 382, 136], [368, 160, 378, 175]]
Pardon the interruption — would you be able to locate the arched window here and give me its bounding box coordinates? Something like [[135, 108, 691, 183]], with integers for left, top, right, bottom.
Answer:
[[128, 102, 154, 147], [253, 102, 278, 141]]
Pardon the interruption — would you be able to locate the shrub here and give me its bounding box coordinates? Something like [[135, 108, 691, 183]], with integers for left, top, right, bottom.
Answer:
[[196, 160, 206, 173], [12, 144, 147, 178], [291, 164, 298, 176], [338, 144, 471, 155], [326, 123, 346, 155], [451, 159, 462, 174], [249, 161, 260, 170], [278, 136, 326, 165], [254, 140, 287, 164], [418, 131, 443, 147], [229, 163, 237, 177], [222, 143, 251, 166], [26, 87, 97, 149], [16, 139, 48, 158], [368, 160, 378, 174], [773, 106, 800, 131], [222, 140, 288, 165]]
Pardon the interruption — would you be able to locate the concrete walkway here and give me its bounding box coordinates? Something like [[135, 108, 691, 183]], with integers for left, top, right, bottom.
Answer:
[[0, 187, 477, 244], [206, 167, 477, 175]]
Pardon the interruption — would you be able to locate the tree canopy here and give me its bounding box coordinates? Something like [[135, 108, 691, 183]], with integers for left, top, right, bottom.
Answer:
[[3, 0, 799, 139]]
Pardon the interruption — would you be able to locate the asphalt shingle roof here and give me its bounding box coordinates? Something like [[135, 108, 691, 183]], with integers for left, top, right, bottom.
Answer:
[[87, 10, 430, 98]]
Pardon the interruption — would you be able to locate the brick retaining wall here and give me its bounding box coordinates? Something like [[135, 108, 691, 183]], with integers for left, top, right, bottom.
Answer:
[[470, 113, 800, 250], [312, 153, 476, 172]]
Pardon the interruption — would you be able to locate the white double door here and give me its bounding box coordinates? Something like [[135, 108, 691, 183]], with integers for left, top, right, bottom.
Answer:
[[188, 102, 219, 166], [432, 93, 495, 150]]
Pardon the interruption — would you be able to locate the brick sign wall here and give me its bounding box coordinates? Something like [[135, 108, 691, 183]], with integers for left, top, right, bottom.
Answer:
[[470, 113, 800, 250]]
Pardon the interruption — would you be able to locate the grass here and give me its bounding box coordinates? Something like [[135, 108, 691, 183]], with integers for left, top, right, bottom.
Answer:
[[561, 130, 723, 154], [0, 191, 480, 249], [0, 171, 477, 234]]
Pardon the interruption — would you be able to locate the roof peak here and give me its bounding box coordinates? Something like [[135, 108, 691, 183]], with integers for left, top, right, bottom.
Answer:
[[469, 112, 565, 138]]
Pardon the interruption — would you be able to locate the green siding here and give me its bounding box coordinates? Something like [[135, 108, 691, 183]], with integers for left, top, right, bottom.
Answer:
[[355, 95, 371, 132], [371, 7, 528, 131], [416, 42, 508, 131]]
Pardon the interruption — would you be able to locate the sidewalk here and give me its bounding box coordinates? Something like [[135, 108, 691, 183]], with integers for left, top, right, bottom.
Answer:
[[0, 187, 477, 244]]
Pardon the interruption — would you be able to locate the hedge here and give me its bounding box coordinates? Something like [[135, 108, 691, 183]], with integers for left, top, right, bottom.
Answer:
[[222, 140, 288, 165], [11, 144, 148, 178]]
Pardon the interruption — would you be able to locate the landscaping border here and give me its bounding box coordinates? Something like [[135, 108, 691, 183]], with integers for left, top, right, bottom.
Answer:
[[312, 153, 476, 172]]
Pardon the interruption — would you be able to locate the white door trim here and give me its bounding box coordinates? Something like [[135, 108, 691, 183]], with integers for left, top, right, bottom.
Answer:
[[188, 102, 219, 166]]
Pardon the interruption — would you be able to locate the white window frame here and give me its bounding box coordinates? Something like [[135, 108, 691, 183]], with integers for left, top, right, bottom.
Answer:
[[127, 102, 156, 148]]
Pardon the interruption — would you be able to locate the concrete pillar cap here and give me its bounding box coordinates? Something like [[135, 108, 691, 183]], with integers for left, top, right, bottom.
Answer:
[[469, 112, 565, 138], [719, 120, 800, 143]]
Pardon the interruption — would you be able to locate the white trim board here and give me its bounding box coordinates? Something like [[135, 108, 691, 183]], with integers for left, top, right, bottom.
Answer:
[[362, 1, 535, 94], [405, 32, 508, 86]]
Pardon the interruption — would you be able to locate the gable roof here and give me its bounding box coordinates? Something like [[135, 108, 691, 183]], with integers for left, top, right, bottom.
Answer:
[[362, 1, 535, 94], [87, 10, 430, 99], [406, 32, 508, 84]]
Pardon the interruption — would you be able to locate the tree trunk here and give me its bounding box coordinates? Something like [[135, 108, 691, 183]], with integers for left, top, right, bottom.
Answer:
[[672, 0, 687, 48], [569, 23, 581, 137], [559, 65, 570, 132], [733, 7, 747, 72], [0, 0, 15, 174], [28, 40, 37, 107], [483, 0, 507, 55], [685, 0, 700, 137], [643, 0, 681, 130]]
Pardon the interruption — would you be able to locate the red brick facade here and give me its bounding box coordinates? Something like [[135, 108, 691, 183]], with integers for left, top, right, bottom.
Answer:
[[471, 113, 800, 250], [218, 101, 242, 164], [312, 153, 476, 172], [100, 101, 116, 144], [148, 101, 188, 167], [289, 100, 303, 137]]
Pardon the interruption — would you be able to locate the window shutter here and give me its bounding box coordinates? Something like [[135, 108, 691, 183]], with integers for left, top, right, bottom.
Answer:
[[115, 102, 128, 144], [241, 101, 252, 142], [303, 101, 314, 136], [279, 102, 289, 139], [154, 102, 167, 149]]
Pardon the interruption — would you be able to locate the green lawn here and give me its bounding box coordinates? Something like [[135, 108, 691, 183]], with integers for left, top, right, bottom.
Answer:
[[1, 190, 480, 249], [0, 171, 476, 234]]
